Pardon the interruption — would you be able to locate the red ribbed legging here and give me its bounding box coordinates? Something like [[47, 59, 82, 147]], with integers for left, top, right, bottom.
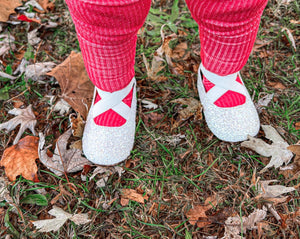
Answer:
[[65, 0, 268, 125]]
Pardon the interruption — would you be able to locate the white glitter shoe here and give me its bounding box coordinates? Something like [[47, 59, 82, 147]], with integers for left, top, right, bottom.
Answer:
[[82, 77, 136, 165], [197, 63, 260, 142]]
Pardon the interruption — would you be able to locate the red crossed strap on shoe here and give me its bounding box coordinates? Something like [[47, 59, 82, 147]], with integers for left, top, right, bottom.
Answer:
[[201, 64, 246, 108], [93, 78, 135, 127]]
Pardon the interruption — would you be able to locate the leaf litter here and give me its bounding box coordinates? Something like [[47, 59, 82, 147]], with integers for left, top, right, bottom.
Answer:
[[32, 206, 91, 232], [38, 128, 91, 176], [0, 136, 39, 181], [0, 0, 299, 238], [0, 105, 37, 145], [241, 125, 293, 172]]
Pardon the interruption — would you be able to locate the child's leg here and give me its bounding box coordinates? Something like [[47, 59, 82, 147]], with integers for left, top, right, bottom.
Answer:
[[185, 0, 268, 142], [65, 0, 151, 164], [185, 0, 268, 75], [65, 0, 151, 126]]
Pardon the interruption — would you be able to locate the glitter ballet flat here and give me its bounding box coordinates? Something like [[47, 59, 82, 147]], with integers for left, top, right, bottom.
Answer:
[[197, 63, 260, 142], [82, 77, 136, 165]]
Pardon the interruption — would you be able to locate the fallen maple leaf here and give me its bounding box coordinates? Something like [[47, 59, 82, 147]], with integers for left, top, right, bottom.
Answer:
[[0, 105, 37, 145], [241, 125, 293, 173], [32, 206, 91, 232], [0, 136, 39, 181], [222, 207, 267, 239], [38, 129, 91, 176], [0, 0, 22, 22], [121, 189, 148, 205], [47, 51, 94, 119]]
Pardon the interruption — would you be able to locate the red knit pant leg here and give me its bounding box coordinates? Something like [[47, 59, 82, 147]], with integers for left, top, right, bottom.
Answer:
[[185, 0, 268, 75], [65, 0, 151, 126], [65, 0, 151, 92]]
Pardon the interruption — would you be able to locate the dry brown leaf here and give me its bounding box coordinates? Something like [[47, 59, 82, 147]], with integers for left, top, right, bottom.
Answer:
[[143, 53, 165, 81], [38, 129, 91, 176], [121, 188, 148, 204], [186, 204, 212, 228], [186, 194, 221, 228], [171, 98, 202, 129], [0, 0, 22, 22], [0, 105, 37, 145], [0, 136, 39, 181], [256, 180, 295, 198], [280, 145, 300, 180], [12, 100, 24, 109], [295, 122, 300, 130], [266, 81, 286, 90], [222, 208, 267, 239], [69, 113, 84, 137], [70, 140, 82, 150], [171, 42, 190, 61], [47, 51, 94, 119], [37, 0, 55, 12], [241, 125, 293, 173]]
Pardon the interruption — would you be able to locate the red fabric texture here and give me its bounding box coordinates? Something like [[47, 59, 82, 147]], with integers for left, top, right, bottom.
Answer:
[[65, 0, 151, 126], [65, 0, 268, 124], [185, 0, 268, 75]]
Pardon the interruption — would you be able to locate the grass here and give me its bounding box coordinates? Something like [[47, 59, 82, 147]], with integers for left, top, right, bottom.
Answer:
[[0, 0, 299, 238]]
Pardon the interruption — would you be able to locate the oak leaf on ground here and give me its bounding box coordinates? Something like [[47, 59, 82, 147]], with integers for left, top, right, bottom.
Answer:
[[0, 105, 37, 145], [0, 0, 22, 22], [256, 180, 295, 199], [32, 206, 91, 232], [38, 129, 91, 176], [0, 136, 39, 181], [47, 51, 94, 119], [241, 125, 293, 173]]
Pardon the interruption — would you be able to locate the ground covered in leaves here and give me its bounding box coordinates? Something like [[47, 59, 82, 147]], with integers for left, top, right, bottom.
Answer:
[[0, 0, 299, 238]]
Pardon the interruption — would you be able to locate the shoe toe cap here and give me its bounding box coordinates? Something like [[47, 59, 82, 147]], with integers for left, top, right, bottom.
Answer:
[[204, 101, 260, 142]]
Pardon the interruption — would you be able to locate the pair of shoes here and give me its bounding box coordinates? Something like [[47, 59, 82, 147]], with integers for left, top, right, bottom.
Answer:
[[197, 63, 260, 142], [82, 77, 136, 165], [82, 64, 260, 165]]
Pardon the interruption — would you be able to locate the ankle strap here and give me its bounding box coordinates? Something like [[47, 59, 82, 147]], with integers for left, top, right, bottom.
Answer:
[[93, 77, 135, 120], [200, 64, 247, 103]]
